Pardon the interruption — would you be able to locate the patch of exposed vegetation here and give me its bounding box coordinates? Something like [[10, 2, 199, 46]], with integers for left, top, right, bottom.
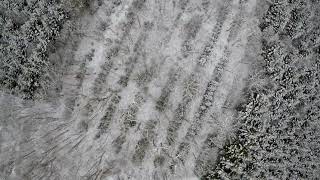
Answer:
[[132, 119, 157, 164]]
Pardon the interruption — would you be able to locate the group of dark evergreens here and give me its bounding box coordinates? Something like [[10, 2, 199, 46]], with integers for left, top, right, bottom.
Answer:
[[204, 0, 320, 179], [0, 0, 90, 99]]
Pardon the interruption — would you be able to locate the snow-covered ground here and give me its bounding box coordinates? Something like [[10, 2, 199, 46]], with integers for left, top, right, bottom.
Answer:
[[0, 0, 262, 179]]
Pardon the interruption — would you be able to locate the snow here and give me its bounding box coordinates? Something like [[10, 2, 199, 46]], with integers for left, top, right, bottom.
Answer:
[[0, 0, 262, 179]]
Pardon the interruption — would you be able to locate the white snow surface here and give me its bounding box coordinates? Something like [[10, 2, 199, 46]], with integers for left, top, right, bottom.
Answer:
[[0, 0, 261, 179]]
